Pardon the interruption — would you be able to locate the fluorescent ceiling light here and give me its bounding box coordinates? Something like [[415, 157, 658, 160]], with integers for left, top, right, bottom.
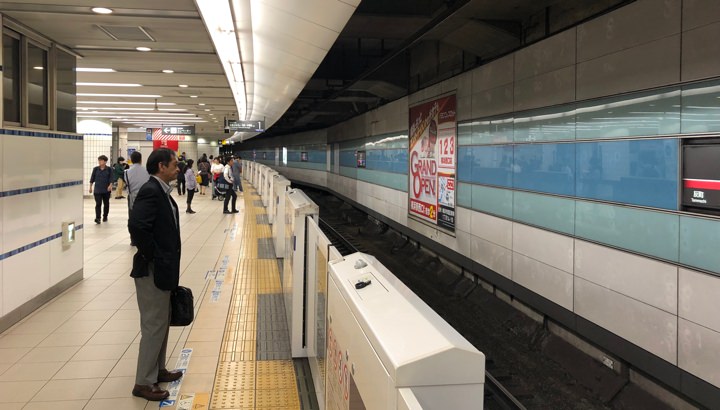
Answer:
[[77, 93, 161, 98], [136, 47, 152, 52], [77, 101, 175, 105], [93, 112, 197, 116], [179, 84, 189, 88], [162, 69, 174, 74], [77, 82, 142, 87], [91, 7, 113, 14], [77, 107, 188, 111], [190, 95, 198, 98], [33, 66, 43, 70], [199, 103, 206, 106], [204, 109, 210, 111], [76, 67, 116, 72]]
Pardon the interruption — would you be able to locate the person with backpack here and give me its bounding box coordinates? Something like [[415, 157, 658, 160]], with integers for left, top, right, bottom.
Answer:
[[113, 157, 128, 199]]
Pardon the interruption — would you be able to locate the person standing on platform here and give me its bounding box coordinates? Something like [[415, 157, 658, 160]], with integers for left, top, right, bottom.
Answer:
[[231, 155, 243, 194], [89, 155, 113, 224], [223, 157, 239, 214], [198, 156, 210, 195], [128, 148, 183, 401], [125, 151, 150, 246], [184, 159, 197, 214], [176, 156, 186, 196], [113, 157, 128, 199]]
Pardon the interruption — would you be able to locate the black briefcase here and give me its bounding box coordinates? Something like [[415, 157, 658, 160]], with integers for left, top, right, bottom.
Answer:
[[170, 286, 194, 326]]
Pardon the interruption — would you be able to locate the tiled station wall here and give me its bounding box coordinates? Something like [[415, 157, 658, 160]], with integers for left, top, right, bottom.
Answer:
[[239, 0, 720, 401], [0, 128, 84, 327]]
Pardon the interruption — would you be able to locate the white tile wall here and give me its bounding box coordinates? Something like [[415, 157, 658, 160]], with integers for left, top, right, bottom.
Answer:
[[681, 22, 720, 81], [678, 318, 720, 388], [472, 235, 512, 279], [471, 54, 514, 91], [575, 240, 678, 314], [513, 252, 573, 310], [577, 0, 681, 62], [51, 139, 83, 185], [2, 191, 52, 253], [514, 28, 576, 81], [3, 244, 51, 314], [512, 223, 573, 273], [3, 135, 51, 191], [679, 268, 720, 333], [682, 0, 720, 30], [575, 277, 678, 364], [513, 65, 576, 111], [576, 35, 681, 100], [470, 211, 512, 249], [471, 84, 514, 119]]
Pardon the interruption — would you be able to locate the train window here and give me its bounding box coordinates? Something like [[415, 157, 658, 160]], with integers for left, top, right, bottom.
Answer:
[[27, 41, 48, 126], [3, 30, 21, 124], [56, 49, 76, 132]]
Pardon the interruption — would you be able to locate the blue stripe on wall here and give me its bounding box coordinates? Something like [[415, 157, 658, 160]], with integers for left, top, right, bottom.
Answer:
[[0, 225, 84, 261], [1, 129, 83, 140], [0, 181, 84, 198]]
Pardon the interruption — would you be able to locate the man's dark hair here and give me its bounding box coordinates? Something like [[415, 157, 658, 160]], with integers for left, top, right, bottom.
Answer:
[[117, 156, 125, 162], [130, 151, 142, 164], [98, 155, 108, 161], [146, 148, 176, 175]]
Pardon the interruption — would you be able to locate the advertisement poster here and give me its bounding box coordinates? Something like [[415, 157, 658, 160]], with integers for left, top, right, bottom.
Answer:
[[356, 150, 366, 168], [301, 152, 309, 162], [408, 94, 456, 231]]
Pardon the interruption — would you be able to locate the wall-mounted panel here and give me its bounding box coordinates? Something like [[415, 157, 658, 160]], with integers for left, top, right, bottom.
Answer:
[[575, 89, 681, 139], [513, 143, 576, 196], [471, 116, 514, 145], [575, 240, 678, 314], [679, 268, 720, 332], [514, 28, 576, 81], [513, 252, 573, 311], [576, 0, 681, 63], [678, 318, 720, 388], [575, 201, 679, 261], [3, 135, 51, 191], [512, 223, 574, 274], [513, 66, 576, 112], [471, 235, 512, 279], [471, 185, 513, 219], [513, 191, 575, 235], [575, 139, 679, 210], [2, 191, 52, 253], [514, 105, 575, 142], [681, 22, 720, 82], [470, 210, 512, 250], [682, 0, 720, 31], [679, 215, 720, 274], [577, 35, 681, 101], [457, 145, 513, 188], [2, 244, 51, 314]]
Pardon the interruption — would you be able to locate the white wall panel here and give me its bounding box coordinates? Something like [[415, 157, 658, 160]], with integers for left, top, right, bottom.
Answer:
[[2, 244, 50, 314], [49, 186, 83, 237], [3, 135, 51, 191], [513, 66, 576, 112], [576, 0, 681, 63], [472, 235, 512, 279], [49, 233, 83, 286], [513, 252, 573, 310], [679, 268, 720, 333], [681, 22, 720, 81], [512, 223, 573, 273], [2, 191, 52, 252], [514, 28, 576, 81], [575, 240, 677, 314], [682, 0, 720, 31], [679, 318, 720, 388], [576, 35, 681, 100], [50, 139, 83, 184], [471, 84, 514, 119], [575, 277, 678, 364], [471, 54, 513, 92], [471, 211, 512, 249]]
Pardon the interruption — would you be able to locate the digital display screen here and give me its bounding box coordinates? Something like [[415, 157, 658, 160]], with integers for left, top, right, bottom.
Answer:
[[682, 144, 720, 210]]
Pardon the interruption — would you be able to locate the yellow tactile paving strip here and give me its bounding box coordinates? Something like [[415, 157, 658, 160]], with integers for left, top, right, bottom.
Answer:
[[210, 185, 301, 409]]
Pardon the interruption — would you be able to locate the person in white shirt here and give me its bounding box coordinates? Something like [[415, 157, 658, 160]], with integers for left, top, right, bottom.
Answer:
[[222, 157, 239, 214], [210, 158, 224, 200]]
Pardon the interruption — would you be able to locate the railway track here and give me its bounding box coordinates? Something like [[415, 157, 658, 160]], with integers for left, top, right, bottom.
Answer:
[[318, 216, 527, 410]]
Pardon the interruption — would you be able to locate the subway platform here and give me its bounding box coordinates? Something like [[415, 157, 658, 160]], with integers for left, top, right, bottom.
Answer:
[[0, 181, 306, 409]]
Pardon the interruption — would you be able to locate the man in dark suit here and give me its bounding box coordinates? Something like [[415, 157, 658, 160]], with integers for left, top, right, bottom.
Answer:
[[128, 148, 184, 401]]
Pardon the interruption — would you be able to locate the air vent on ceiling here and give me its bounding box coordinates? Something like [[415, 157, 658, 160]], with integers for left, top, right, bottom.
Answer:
[[96, 25, 156, 42]]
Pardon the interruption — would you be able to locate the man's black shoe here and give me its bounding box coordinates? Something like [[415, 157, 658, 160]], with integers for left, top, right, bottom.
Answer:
[[94, 218, 100, 224], [231, 210, 239, 213], [102, 217, 108, 222], [223, 210, 232, 214]]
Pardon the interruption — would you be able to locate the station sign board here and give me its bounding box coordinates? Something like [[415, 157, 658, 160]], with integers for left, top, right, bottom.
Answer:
[[227, 120, 265, 132]]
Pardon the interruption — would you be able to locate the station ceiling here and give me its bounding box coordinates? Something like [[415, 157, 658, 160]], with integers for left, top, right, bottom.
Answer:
[[0, 0, 631, 139]]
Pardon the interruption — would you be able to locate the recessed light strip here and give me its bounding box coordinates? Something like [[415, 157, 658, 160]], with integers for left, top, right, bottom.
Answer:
[[77, 101, 176, 105], [77, 93, 161, 98], [76, 82, 143, 87]]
